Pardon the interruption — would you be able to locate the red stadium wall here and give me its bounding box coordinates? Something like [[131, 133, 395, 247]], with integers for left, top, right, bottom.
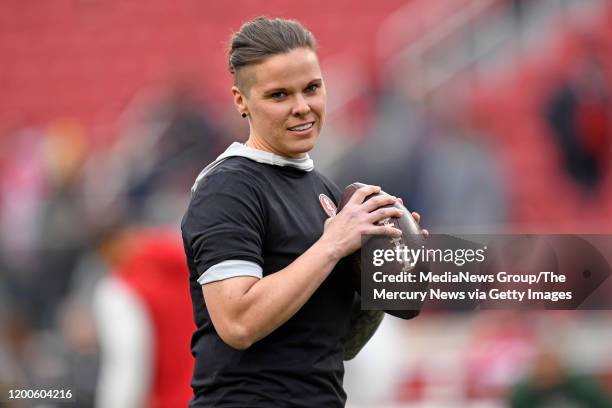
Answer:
[[0, 0, 413, 141]]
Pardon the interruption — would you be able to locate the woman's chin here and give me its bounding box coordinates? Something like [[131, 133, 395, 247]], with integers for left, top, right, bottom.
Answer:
[[286, 139, 317, 157]]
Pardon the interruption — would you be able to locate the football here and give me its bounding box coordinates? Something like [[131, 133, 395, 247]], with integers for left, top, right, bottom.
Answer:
[[338, 182, 427, 319]]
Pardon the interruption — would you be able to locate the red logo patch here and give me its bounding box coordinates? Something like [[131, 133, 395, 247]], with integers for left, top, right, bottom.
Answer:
[[319, 194, 337, 217]]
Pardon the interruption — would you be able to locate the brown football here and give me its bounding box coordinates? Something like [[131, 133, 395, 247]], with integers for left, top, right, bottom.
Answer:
[[338, 182, 426, 319]]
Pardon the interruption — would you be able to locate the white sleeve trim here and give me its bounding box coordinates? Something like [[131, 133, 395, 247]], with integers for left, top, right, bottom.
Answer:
[[198, 260, 263, 285]]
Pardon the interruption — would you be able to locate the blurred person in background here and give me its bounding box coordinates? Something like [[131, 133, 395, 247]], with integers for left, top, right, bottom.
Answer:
[[181, 17, 425, 407], [35, 120, 89, 328], [93, 228, 193, 408], [0, 122, 96, 405], [334, 80, 507, 231], [80, 77, 222, 228], [509, 348, 612, 407], [332, 84, 428, 205], [408, 108, 507, 231], [545, 46, 611, 196], [120, 77, 223, 221]]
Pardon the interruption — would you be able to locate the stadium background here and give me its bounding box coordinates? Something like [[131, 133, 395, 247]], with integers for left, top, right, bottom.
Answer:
[[1, 0, 611, 406]]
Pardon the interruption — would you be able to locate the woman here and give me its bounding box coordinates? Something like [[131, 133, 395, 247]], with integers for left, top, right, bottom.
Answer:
[[181, 17, 419, 407]]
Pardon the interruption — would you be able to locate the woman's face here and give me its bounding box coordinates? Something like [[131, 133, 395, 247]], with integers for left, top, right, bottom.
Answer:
[[232, 47, 326, 158]]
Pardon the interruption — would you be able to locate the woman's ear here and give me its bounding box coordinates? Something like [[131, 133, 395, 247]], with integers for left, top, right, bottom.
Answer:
[[232, 86, 248, 117]]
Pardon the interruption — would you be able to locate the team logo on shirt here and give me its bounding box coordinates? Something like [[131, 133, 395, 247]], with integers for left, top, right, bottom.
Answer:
[[318, 194, 337, 217]]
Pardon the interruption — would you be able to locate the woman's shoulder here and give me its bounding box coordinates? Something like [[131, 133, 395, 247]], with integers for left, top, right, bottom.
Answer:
[[210, 156, 265, 177], [191, 157, 267, 198]]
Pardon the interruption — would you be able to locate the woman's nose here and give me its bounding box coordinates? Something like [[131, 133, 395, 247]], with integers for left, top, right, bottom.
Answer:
[[292, 95, 311, 116]]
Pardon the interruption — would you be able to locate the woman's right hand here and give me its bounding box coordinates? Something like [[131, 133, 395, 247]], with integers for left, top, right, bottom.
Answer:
[[320, 185, 403, 261]]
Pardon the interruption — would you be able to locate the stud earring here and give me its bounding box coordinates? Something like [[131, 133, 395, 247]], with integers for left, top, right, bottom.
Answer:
[[241, 112, 247, 118]]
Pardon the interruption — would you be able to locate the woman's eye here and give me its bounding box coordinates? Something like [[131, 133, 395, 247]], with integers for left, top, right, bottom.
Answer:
[[305, 84, 319, 93]]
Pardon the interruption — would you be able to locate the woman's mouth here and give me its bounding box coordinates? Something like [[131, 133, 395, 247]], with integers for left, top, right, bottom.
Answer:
[[287, 122, 314, 132]]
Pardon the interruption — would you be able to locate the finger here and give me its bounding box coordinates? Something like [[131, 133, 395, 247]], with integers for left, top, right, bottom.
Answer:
[[411, 211, 420, 223], [369, 207, 403, 224], [367, 225, 403, 238], [362, 194, 397, 212], [349, 185, 381, 205], [421, 228, 429, 238], [398, 197, 404, 205]]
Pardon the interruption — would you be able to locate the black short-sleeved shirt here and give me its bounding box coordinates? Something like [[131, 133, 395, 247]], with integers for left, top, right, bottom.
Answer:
[[181, 156, 355, 407]]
